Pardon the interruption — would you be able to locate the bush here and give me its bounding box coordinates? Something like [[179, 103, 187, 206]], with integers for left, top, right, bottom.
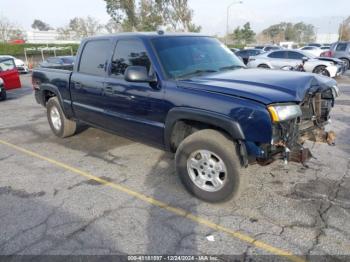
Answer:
[[0, 43, 80, 57]]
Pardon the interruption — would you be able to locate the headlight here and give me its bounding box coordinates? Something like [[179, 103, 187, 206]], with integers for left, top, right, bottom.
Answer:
[[267, 104, 302, 122], [332, 85, 340, 98]]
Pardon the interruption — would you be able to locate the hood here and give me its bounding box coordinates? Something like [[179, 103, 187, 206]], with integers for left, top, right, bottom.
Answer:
[[178, 69, 337, 105]]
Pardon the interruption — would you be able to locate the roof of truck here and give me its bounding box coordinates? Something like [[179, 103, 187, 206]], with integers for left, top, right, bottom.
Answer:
[[83, 32, 208, 41]]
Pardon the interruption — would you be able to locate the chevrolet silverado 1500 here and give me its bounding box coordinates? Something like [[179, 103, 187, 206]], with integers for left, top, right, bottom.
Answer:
[[32, 32, 339, 202]]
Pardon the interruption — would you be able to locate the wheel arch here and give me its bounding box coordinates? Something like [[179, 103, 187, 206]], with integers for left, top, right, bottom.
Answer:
[[164, 107, 245, 153]]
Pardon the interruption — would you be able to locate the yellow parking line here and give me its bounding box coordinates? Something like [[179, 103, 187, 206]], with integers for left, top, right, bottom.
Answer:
[[0, 139, 306, 262]]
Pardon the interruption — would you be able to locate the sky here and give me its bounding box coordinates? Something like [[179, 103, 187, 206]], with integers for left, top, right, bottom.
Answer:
[[0, 0, 348, 36]]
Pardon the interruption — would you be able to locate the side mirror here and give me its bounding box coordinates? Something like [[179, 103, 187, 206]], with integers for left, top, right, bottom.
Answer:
[[302, 57, 309, 63], [124, 66, 156, 83]]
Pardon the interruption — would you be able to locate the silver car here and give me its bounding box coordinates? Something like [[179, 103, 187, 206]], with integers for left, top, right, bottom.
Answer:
[[328, 42, 350, 70], [247, 49, 340, 77]]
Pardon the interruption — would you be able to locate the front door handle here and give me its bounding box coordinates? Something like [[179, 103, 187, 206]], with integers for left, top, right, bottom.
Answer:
[[74, 82, 84, 89], [104, 86, 114, 95]]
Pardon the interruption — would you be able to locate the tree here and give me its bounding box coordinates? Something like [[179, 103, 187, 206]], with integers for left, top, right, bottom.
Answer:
[[231, 22, 255, 45], [58, 16, 104, 40], [339, 16, 350, 41], [32, 19, 52, 31], [0, 16, 24, 42], [261, 22, 315, 43], [105, 19, 122, 33], [102, 0, 201, 32]]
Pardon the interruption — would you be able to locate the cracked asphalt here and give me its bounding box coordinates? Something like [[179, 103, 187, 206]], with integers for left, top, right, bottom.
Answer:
[[0, 73, 349, 261]]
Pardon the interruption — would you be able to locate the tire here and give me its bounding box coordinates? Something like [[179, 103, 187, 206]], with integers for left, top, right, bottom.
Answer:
[[0, 89, 7, 101], [313, 65, 330, 77], [175, 129, 242, 203], [47, 97, 76, 138], [258, 64, 270, 69], [340, 58, 349, 70]]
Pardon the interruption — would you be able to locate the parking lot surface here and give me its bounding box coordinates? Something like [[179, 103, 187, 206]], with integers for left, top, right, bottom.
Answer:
[[0, 73, 350, 261]]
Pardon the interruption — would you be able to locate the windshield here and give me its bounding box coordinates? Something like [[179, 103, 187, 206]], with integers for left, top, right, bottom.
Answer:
[[152, 36, 245, 79]]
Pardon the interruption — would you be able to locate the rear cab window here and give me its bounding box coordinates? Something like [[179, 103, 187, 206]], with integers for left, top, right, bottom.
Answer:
[[79, 40, 111, 76]]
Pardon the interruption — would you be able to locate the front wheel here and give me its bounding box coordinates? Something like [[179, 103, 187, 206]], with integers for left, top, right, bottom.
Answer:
[[175, 129, 242, 203], [47, 97, 76, 138], [313, 65, 330, 77]]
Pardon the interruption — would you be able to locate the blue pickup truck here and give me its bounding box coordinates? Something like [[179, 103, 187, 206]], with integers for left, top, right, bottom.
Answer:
[[32, 32, 339, 202]]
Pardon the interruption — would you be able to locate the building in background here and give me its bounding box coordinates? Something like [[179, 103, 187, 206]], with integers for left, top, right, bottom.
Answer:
[[316, 33, 339, 44], [25, 30, 80, 44]]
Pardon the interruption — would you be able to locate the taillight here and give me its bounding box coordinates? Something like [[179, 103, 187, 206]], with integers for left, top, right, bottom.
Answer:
[[320, 51, 333, 57], [32, 77, 41, 90]]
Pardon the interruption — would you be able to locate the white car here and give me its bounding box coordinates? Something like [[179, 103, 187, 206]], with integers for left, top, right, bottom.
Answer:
[[299, 46, 323, 57], [247, 50, 339, 77], [0, 55, 29, 73]]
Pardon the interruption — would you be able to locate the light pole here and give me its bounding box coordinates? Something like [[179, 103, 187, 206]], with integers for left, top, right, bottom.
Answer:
[[226, 0, 243, 45]]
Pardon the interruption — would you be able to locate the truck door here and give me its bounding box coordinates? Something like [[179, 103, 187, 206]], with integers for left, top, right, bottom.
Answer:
[[103, 38, 166, 147], [70, 39, 112, 126], [0, 58, 21, 90]]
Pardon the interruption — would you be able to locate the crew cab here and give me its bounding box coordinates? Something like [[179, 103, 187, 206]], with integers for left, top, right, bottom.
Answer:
[[32, 32, 339, 202], [0, 57, 22, 101]]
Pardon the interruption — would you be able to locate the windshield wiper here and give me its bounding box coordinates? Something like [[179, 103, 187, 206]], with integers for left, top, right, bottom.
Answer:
[[219, 65, 245, 71], [176, 69, 218, 79]]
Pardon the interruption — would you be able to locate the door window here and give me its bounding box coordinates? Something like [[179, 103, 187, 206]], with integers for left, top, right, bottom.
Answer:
[[287, 51, 304, 60], [335, 43, 347, 51], [268, 51, 287, 59], [0, 59, 16, 72], [111, 39, 151, 77], [79, 40, 111, 76]]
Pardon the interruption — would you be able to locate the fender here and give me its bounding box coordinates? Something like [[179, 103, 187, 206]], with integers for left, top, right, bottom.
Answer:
[[164, 107, 245, 151], [37, 84, 73, 118]]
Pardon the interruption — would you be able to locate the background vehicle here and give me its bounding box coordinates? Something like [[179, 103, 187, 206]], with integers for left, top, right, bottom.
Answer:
[[308, 43, 322, 48], [0, 55, 29, 73], [235, 49, 264, 64], [39, 56, 75, 70], [247, 49, 341, 77], [0, 57, 21, 95], [254, 45, 282, 52], [299, 46, 323, 56], [321, 41, 350, 70], [32, 33, 338, 203], [230, 48, 240, 53], [0, 78, 6, 101]]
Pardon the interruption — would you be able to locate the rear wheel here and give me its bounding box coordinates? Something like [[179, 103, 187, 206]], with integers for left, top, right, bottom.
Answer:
[[175, 129, 242, 202], [0, 88, 6, 101], [258, 64, 270, 69], [313, 65, 330, 77], [47, 97, 76, 138]]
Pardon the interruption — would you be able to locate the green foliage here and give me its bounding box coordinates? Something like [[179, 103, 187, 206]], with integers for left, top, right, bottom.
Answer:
[[0, 43, 80, 57], [103, 0, 201, 32], [231, 22, 255, 45], [262, 22, 316, 43]]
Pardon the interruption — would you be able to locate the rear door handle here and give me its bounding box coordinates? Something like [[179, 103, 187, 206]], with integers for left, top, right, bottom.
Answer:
[[74, 82, 84, 89]]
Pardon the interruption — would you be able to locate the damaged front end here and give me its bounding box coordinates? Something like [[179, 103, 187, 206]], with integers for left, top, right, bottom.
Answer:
[[258, 84, 339, 165]]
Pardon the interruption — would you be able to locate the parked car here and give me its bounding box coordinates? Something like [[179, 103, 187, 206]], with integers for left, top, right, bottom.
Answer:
[[235, 49, 264, 64], [308, 43, 322, 48], [0, 55, 29, 73], [0, 57, 22, 101], [321, 41, 350, 70], [299, 46, 323, 57], [230, 48, 240, 53], [247, 49, 341, 77], [39, 56, 75, 70], [32, 33, 338, 202], [254, 45, 282, 52]]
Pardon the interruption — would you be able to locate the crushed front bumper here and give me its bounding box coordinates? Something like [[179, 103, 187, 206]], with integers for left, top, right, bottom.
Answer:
[[255, 88, 336, 165]]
